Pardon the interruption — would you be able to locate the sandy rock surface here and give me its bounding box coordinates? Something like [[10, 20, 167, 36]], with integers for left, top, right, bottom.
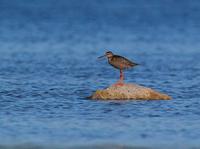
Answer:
[[90, 83, 171, 100]]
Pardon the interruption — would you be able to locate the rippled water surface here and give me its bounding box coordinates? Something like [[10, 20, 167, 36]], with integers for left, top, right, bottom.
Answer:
[[0, 0, 200, 148]]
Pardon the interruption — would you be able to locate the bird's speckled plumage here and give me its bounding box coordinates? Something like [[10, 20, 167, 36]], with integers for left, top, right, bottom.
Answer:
[[104, 51, 138, 70], [108, 55, 138, 70]]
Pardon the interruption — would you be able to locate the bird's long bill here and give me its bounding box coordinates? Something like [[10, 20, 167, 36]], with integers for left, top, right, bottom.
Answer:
[[98, 55, 106, 59]]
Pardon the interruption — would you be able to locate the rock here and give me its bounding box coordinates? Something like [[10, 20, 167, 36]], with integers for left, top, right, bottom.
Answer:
[[90, 83, 171, 100]]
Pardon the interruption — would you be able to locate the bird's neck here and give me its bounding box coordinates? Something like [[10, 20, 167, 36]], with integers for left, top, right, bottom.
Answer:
[[108, 57, 112, 61]]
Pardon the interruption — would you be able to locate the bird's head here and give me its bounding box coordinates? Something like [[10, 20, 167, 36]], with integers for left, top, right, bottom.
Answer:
[[105, 51, 113, 58], [98, 51, 113, 59]]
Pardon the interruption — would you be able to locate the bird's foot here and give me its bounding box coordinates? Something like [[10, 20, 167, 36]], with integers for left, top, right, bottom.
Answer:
[[112, 81, 124, 87]]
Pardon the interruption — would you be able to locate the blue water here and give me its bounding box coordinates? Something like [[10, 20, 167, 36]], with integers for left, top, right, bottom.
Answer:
[[0, 0, 200, 148]]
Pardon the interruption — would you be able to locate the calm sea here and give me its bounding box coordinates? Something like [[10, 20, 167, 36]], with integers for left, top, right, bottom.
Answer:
[[0, 0, 200, 148]]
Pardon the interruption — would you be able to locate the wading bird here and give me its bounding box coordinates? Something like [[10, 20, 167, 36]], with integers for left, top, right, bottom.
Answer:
[[98, 51, 139, 86]]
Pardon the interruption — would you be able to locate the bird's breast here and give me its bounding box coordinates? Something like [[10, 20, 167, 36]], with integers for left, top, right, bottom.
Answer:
[[108, 58, 121, 70]]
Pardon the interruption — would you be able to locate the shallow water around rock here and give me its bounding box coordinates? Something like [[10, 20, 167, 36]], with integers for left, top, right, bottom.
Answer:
[[0, 0, 200, 148]]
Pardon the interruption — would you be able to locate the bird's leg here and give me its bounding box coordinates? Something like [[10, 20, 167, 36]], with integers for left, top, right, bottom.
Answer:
[[120, 69, 124, 81], [113, 70, 124, 86]]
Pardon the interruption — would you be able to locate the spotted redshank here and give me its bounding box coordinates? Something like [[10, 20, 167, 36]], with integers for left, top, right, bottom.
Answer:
[[98, 51, 139, 86]]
